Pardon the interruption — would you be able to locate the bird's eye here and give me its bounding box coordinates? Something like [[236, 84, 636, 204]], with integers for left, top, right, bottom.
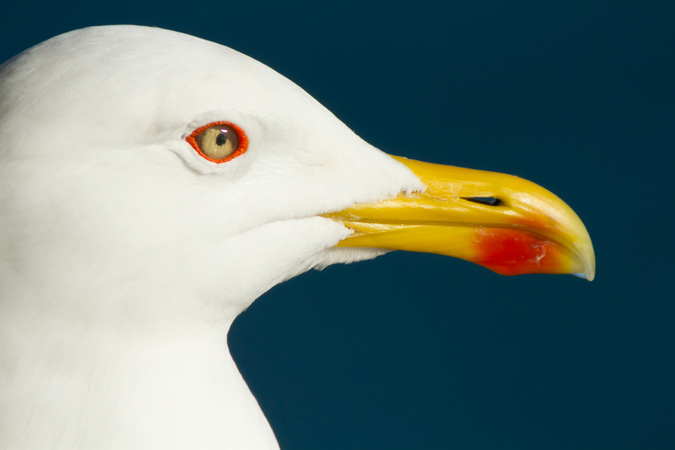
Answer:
[[186, 122, 248, 163]]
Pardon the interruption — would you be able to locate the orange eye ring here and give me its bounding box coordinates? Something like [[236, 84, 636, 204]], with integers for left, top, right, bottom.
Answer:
[[186, 121, 248, 163]]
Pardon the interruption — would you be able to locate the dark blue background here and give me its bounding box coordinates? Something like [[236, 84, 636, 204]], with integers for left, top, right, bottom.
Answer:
[[2, 2, 673, 449]]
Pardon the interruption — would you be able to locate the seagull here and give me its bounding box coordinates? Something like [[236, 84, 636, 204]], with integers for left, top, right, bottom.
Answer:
[[0, 26, 594, 449]]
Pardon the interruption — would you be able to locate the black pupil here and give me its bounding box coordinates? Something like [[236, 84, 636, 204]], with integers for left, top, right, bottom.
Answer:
[[216, 131, 228, 146]]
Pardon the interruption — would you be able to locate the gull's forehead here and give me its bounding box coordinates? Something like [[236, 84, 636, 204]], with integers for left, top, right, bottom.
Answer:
[[0, 26, 337, 152]]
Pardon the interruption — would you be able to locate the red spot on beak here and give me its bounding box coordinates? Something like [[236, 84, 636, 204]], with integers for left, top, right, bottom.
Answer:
[[472, 228, 567, 276]]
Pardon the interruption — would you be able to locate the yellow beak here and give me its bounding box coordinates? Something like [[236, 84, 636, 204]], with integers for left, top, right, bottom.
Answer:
[[323, 156, 595, 281]]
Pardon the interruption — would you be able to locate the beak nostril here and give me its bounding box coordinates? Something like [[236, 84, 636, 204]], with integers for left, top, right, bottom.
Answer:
[[463, 197, 502, 206]]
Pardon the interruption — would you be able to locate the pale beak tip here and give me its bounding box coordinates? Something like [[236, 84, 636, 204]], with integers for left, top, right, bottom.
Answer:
[[574, 244, 596, 281], [572, 272, 594, 282]]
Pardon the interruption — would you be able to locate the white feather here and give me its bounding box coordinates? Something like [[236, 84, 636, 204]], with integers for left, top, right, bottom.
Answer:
[[0, 26, 423, 449]]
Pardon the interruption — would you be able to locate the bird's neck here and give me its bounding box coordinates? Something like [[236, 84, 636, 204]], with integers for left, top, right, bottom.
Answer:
[[0, 312, 279, 449]]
